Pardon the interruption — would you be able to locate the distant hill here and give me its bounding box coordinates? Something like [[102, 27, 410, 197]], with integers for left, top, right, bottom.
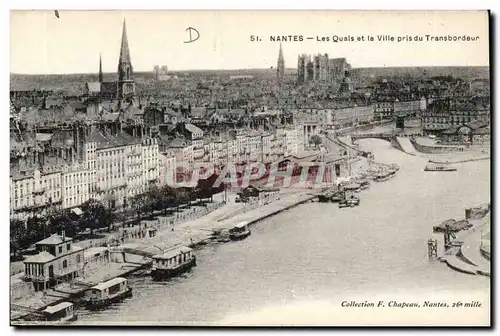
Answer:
[[10, 66, 489, 92]]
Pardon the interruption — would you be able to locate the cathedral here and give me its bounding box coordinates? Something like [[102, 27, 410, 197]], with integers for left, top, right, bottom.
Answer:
[[84, 20, 136, 102]]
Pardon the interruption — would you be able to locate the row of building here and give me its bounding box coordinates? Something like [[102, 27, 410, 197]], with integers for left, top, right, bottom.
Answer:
[[10, 120, 307, 220]]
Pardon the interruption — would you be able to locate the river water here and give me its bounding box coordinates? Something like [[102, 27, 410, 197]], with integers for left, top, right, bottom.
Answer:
[[76, 139, 491, 326]]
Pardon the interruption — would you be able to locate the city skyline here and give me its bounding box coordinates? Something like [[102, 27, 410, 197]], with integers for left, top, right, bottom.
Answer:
[[11, 10, 489, 75]]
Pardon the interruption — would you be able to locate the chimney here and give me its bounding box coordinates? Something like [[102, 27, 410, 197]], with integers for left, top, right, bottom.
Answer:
[[61, 230, 66, 241]]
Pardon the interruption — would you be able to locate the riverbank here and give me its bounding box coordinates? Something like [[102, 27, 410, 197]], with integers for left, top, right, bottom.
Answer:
[[438, 210, 491, 277], [11, 189, 321, 323]]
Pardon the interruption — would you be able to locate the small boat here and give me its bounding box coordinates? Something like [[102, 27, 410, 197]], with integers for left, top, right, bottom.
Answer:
[[359, 179, 370, 190], [229, 221, 252, 241], [338, 200, 350, 208], [373, 172, 391, 182], [318, 193, 332, 203], [151, 246, 196, 280], [424, 164, 457, 172], [344, 183, 361, 193], [42, 302, 77, 323], [83, 277, 133, 310], [330, 191, 344, 202]]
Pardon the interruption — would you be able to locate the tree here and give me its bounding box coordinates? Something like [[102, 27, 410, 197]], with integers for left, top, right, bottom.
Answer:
[[309, 134, 323, 148], [10, 219, 26, 258], [130, 193, 148, 225], [101, 207, 117, 233], [80, 198, 106, 235]]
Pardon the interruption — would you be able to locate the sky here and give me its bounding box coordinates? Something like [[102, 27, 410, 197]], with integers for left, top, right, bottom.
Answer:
[[10, 10, 490, 74]]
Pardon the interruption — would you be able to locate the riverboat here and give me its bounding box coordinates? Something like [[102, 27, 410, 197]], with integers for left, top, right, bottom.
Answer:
[[373, 172, 392, 182], [42, 302, 77, 323], [359, 179, 370, 190], [344, 183, 361, 193], [424, 164, 457, 172], [339, 191, 360, 208], [318, 193, 332, 203], [330, 191, 344, 203], [229, 221, 252, 241], [151, 246, 196, 280], [83, 277, 132, 310]]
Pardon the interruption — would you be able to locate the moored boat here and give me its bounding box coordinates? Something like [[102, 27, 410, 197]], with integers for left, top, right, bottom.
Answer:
[[83, 277, 132, 310], [373, 172, 391, 182], [424, 164, 457, 172], [330, 191, 344, 202], [229, 221, 251, 241], [42, 302, 77, 323], [359, 179, 370, 190], [344, 183, 361, 193], [151, 246, 196, 280]]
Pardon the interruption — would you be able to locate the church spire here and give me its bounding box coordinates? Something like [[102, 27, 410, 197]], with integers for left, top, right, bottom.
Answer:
[[98, 53, 103, 83], [117, 19, 135, 100], [118, 19, 132, 66], [277, 43, 285, 81]]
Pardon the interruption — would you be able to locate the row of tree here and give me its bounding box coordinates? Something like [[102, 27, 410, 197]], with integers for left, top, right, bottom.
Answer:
[[10, 177, 225, 259]]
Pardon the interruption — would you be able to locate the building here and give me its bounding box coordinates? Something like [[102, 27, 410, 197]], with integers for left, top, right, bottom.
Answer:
[[297, 54, 351, 84], [441, 120, 490, 145], [277, 43, 285, 81], [373, 101, 394, 121], [10, 167, 63, 220], [422, 97, 490, 136], [61, 162, 93, 209], [84, 128, 159, 209], [84, 20, 136, 101], [153, 65, 169, 81], [23, 232, 84, 291], [117, 20, 135, 100], [158, 151, 177, 186]]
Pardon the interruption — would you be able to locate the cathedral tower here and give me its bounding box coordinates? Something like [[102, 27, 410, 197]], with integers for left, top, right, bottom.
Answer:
[[117, 19, 135, 100]]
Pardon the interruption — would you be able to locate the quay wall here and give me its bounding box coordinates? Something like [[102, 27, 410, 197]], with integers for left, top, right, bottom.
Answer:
[[410, 138, 467, 154]]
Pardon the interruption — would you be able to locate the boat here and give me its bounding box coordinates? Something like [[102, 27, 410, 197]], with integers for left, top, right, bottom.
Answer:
[[229, 221, 252, 241], [83, 277, 133, 310], [339, 191, 359, 208], [373, 172, 391, 182], [151, 246, 196, 280], [330, 191, 344, 202], [359, 179, 370, 190], [42, 302, 77, 323], [344, 183, 361, 193], [424, 164, 457, 172], [318, 193, 332, 203]]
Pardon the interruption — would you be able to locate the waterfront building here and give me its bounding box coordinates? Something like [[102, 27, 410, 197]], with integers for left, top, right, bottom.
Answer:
[[23, 232, 84, 291], [373, 101, 394, 121], [158, 151, 177, 186], [84, 128, 159, 209], [441, 120, 490, 145], [422, 97, 490, 136], [10, 167, 63, 221], [61, 162, 93, 210]]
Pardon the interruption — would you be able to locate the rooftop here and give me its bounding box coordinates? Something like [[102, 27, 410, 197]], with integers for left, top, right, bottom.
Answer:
[[153, 246, 193, 260], [92, 277, 127, 291], [35, 233, 73, 246]]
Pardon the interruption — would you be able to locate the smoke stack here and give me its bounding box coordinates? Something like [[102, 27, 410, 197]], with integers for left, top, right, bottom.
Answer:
[[61, 230, 66, 241]]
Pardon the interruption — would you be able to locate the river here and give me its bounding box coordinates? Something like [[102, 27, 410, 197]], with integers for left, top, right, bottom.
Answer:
[[75, 138, 491, 326]]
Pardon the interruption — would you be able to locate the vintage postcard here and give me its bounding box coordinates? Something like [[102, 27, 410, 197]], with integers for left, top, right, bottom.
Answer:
[[9, 10, 490, 326]]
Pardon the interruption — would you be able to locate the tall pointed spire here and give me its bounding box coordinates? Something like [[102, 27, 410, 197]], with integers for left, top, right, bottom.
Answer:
[[98, 53, 103, 83], [119, 19, 131, 66], [117, 18, 135, 100], [277, 43, 285, 81]]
